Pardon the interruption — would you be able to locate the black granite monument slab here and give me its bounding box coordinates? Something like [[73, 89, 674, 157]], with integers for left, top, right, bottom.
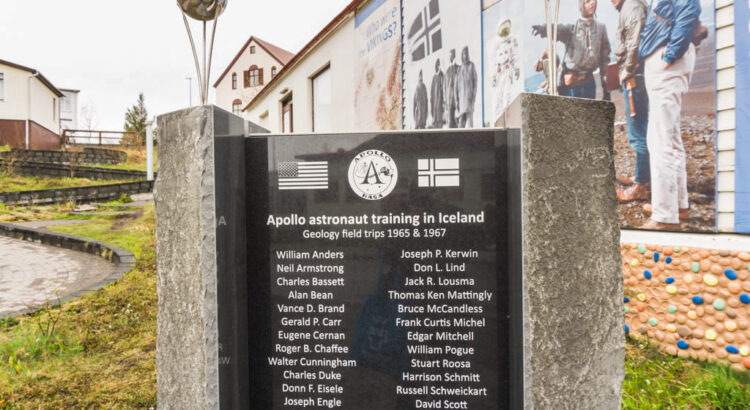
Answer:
[[214, 130, 523, 409]]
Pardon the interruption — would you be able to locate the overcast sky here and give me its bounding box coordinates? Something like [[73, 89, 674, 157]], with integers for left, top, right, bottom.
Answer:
[[0, 0, 352, 130]]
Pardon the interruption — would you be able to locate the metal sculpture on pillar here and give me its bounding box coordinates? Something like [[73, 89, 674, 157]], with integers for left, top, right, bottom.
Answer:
[[177, 0, 227, 105], [543, 0, 560, 96]]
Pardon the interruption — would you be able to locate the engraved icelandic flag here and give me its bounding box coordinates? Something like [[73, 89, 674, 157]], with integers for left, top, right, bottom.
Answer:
[[418, 158, 460, 187], [407, 0, 442, 62], [278, 161, 328, 190]]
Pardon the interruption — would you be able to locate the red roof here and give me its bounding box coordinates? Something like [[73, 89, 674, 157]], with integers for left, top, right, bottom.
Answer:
[[213, 36, 295, 88]]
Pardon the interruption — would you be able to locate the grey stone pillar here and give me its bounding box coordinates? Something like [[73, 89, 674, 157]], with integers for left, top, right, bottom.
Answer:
[[154, 106, 250, 409], [516, 93, 624, 409]]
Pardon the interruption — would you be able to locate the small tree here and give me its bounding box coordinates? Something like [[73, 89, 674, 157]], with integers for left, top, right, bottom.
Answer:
[[123, 93, 148, 148], [80, 100, 97, 131]]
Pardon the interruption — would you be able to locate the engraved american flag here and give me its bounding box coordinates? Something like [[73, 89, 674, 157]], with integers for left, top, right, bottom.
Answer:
[[278, 161, 328, 190]]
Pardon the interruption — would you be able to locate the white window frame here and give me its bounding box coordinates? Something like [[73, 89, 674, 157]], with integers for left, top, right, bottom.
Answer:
[[0, 72, 5, 101], [311, 66, 331, 133]]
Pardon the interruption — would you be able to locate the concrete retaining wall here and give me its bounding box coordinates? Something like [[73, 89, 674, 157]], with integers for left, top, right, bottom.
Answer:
[[0, 180, 154, 205], [0, 147, 127, 165], [1, 160, 147, 181]]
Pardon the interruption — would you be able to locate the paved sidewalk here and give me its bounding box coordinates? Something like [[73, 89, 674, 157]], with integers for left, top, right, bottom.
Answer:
[[0, 235, 115, 317]]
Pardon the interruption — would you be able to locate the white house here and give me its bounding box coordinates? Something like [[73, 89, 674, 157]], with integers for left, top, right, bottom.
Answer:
[[213, 36, 294, 116], [0, 58, 63, 149], [59, 88, 79, 132], [243, 3, 360, 133]]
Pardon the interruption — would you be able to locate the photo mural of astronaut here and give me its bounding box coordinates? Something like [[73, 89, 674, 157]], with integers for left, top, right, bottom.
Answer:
[[404, 0, 482, 130], [519, 0, 717, 233], [482, 0, 524, 127]]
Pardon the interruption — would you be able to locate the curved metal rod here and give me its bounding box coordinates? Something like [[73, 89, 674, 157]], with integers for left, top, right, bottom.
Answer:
[[552, 0, 560, 96], [544, 0, 553, 95], [202, 21, 207, 104], [205, 2, 224, 105], [182, 9, 204, 106]]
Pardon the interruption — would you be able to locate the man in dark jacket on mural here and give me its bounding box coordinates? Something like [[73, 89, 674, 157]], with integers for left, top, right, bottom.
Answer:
[[444, 49, 460, 128], [430, 58, 445, 128], [413, 69, 428, 129], [638, 0, 701, 229], [532, 0, 611, 99], [612, 0, 651, 203]]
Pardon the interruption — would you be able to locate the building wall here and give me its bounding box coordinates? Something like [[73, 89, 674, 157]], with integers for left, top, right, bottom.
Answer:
[[0, 63, 60, 141], [60, 90, 79, 130], [246, 17, 356, 133], [716, 0, 736, 232], [215, 40, 285, 114], [0, 64, 33, 121]]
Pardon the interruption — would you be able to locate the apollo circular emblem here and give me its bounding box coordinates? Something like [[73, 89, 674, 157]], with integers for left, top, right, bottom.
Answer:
[[348, 150, 398, 200]]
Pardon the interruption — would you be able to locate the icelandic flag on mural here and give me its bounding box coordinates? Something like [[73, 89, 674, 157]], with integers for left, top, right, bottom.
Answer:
[[407, 0, 442, 62], [418, 158, 460, 187], [278, 161, 329, 190]]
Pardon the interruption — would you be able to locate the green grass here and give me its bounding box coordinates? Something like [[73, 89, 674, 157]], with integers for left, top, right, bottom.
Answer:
[[82, 147, 157, 172], [0, 206, 156, 407], [0, 175, 135, 193], [623, 337, 750, 409]]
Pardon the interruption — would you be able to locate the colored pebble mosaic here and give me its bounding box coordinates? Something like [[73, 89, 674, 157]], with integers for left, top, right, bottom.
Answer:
[[622, 243, 750, 373]]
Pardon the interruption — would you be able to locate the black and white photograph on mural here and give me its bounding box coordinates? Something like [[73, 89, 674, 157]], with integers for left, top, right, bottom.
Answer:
[[404, 0, 483, 130], [518, 0, 717, 233]]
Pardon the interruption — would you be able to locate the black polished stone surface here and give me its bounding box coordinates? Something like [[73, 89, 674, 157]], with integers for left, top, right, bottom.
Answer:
[[226, 130, 522, 409]]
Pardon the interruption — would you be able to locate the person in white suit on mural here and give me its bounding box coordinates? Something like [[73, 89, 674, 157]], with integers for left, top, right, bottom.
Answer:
[[491, 19, 520, 122]]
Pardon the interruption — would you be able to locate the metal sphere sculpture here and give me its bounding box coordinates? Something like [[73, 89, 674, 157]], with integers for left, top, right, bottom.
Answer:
[[177, 0, 227, 21], [177, 0, 228, 105]]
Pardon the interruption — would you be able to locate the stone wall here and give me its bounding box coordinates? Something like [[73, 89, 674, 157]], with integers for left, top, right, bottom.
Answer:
[[1, 160, 147, 181], [0, 180, 154, 205], [622, 243, 750, 373], [0, 147, 127, 165]]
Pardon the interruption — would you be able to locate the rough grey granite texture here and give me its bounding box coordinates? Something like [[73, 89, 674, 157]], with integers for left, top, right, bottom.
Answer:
[[155, 106, 220, 409], [518, 93, 624, 409]]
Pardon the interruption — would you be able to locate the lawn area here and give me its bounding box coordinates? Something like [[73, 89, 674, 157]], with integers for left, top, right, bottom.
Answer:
[[0, 175, 136, 193], [0, 203, 748, 407], [624, 337, 750, 409], [0, 206, 156, 408]]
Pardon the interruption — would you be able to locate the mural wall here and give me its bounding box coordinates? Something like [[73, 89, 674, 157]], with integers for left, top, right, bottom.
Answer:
[[403, 0, 483, 130], [482, 0, 524, 127], [354, 0, 403, 130], [516, 0, 717, 233]]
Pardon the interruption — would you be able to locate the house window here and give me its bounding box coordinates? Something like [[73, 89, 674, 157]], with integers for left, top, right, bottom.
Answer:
[[250, 45, 256, 54], [0, 73, 4, 100], [312, 66, 331, 132], [232, 73, 237, 89], [249, 69, 259, 86], [245, 65, 263, 87], [282, 93, 293, 134], [60, 96, 71, 112], [272, 66, 277, 77], [53, 98, 56, 120], [232, 99, 242, 116]]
